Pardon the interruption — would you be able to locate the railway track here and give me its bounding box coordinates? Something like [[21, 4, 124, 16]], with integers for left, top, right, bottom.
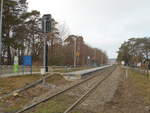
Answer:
[[15, 66, 116, 113], [0, 73, 55, 99], [0, 66, 110, 99], [64, 66, 115, 113]]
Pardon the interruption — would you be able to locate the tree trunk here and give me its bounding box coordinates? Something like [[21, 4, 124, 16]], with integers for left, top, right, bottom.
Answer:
[[7, 46, 12, 65]]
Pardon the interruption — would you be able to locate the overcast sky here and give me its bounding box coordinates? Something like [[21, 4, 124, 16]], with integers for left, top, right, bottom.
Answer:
[[28, 0, 150, 58]]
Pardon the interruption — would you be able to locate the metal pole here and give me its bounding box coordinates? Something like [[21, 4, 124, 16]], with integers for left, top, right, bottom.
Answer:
[[74, 38, 76, 68], [42, 20, 46, 84], [0, 0, 4, 65], [95, 49, 96, 66], [43, 20, 46, 70], [43, 38, 46, 68]]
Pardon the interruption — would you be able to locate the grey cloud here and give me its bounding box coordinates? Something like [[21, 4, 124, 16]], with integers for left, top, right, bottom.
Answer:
[[28, 0, 150, 58]]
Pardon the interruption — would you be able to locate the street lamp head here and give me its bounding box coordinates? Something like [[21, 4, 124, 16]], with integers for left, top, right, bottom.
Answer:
[[42, 14, 51, 20], [42, 14, 52, 33]]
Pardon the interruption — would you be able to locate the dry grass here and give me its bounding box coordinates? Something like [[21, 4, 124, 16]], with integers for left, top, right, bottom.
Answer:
[[46, 74, 70, 85], [27, 94, 75, 113], [129, 70, 150, 105], [0, 74, 72, 113], [0, 74, 41, 95]]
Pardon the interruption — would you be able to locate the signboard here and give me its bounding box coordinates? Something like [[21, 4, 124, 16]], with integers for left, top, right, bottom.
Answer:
[[13, 56, 19, 72], [23, 56, 32, 66]]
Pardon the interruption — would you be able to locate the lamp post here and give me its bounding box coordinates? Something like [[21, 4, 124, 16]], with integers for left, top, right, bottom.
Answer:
[[0, 0, 4, 65]]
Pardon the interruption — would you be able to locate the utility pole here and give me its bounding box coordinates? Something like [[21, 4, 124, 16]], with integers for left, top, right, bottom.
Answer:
[[74, 37, 77, 68], [42, 14, 51, 73], [43, 19, 46, 72], [41, 14, 51, 85], [94, 49, 97, 66], [0, 0, 4, 65]]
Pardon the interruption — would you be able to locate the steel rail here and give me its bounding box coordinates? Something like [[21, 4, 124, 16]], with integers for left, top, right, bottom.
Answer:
[[15, 66, 113, 113], [0, 73, 57, 99], [63, 66, 116, 113]]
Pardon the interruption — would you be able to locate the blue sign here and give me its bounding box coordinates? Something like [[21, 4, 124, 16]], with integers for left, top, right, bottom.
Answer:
[[23, 56, 32, 66]]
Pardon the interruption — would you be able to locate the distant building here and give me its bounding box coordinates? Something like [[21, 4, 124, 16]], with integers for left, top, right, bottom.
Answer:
[[108, 58, 116, 65]]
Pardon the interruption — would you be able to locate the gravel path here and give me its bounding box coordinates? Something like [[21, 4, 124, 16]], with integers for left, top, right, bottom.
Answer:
[[66, 67, 114, 98], [71, 66, 122, 113]]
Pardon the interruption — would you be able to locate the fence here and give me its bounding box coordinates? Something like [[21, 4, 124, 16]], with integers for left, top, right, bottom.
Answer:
[[0, 65, 42, 76], [0, 65, 97, 77]]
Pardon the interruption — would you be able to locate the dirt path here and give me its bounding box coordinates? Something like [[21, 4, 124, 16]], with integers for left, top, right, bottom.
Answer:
[[103, 68, 150, 113]]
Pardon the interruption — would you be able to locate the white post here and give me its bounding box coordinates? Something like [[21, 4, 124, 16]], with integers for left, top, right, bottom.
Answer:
[[125, 67, 128, 80], [0, 0, 4, 65]]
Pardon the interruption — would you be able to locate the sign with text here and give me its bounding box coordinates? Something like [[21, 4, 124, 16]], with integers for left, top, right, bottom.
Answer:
[[23, 56, 32, 66]]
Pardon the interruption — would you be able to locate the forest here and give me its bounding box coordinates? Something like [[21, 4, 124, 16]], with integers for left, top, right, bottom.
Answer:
[[117, 38, 150, 70], [1, 0, 108, 66]]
